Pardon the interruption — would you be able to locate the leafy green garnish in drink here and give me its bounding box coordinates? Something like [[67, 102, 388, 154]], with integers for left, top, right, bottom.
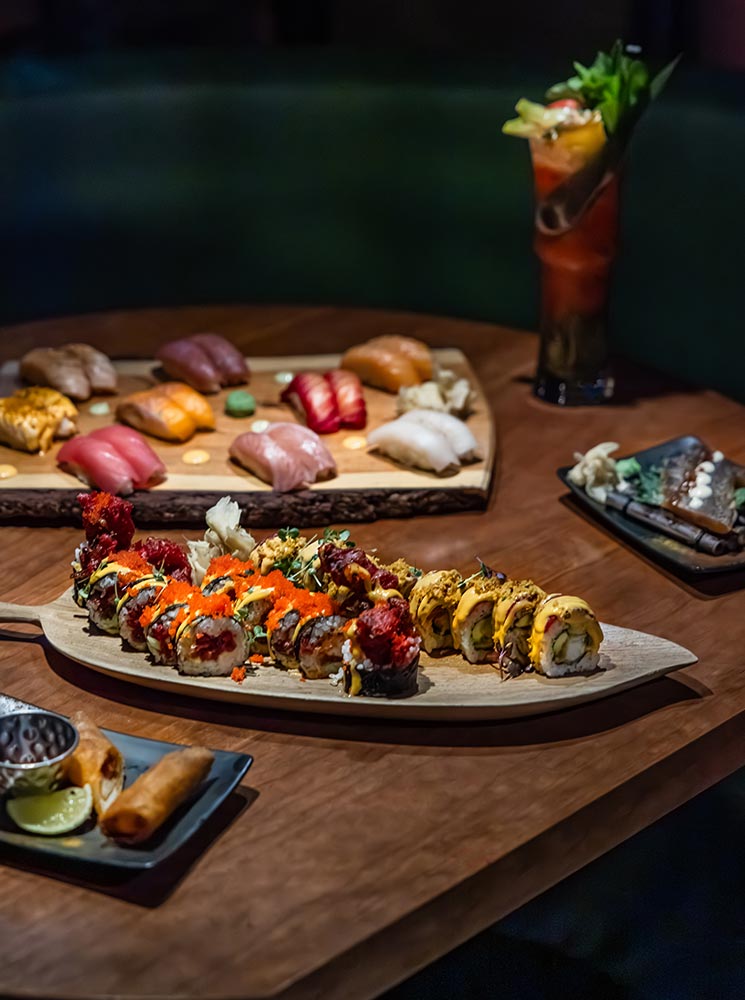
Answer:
[[545, 40, 680, 139], [734, 487, 745, 510]]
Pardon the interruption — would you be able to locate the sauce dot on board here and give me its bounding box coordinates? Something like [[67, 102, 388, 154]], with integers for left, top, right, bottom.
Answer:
[[251, 419, 270, 433], [274, 371, 294, 385], [182, 449, 211, 466], [343, 435, 367, 451], [0, 464, 18, 479]]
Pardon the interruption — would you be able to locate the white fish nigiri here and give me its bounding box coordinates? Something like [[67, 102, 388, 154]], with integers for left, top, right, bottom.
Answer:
[[367, 417, 459, 475], [397, 409, 480, 463]]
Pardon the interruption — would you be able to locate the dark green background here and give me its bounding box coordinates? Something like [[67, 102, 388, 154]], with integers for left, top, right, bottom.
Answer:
[[1, 51, 742, 398]]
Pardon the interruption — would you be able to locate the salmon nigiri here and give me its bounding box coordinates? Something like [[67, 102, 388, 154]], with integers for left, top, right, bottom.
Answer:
[[363, 336, 433, 381], [117, 390, 196, 443], [157, 383, 216, 431]]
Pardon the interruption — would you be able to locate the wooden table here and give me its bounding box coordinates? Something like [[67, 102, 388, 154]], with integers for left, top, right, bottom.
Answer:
[[1, 305, 744, 1000]]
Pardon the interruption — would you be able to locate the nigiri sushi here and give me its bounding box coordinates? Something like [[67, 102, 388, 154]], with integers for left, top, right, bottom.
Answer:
[[116, 384, 214, 443], [367, 417, 460, 475], [266, 423, 336, 480], [280, 373, 340, 434], [157, 383, 216, 431], [398, 409, 480, 463], [341, 335, 433, 392], [341, 343, 420, 393], [20, 344, 116, 400], [0, 388, 78, 453], [190, 333, 249, 385], [230, 425, 337, 492], [88, 426, 166, 489], [63, 344, 118, 394], [156, 339, 222, 394], [324, 370, 367, 429], [57, 436, 139, 496]]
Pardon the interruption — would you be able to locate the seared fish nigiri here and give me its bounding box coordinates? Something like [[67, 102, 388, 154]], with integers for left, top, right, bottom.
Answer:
[[0, 387, 78, 453]]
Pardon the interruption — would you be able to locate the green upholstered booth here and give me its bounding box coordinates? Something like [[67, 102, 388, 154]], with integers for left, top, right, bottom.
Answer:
[[1, 51, 743, 398]]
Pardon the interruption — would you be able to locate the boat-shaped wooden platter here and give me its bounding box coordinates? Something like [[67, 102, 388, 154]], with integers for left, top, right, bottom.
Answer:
[[0, 590, 698, 721], [0, 350, 494, 526]]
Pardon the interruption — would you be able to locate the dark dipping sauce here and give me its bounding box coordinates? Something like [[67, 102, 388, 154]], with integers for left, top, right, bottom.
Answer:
[[0, 712, 77, 766]]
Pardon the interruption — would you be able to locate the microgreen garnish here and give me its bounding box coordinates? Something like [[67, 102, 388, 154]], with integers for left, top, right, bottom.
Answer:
[[323, 527, 354, 547], [277, 527, 300, 542]]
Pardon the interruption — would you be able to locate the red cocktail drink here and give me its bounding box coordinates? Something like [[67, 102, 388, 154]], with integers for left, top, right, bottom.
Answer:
[[530, 118, 618, 403]]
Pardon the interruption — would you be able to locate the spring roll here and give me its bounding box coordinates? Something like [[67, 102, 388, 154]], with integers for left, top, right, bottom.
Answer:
[[101, 746, 214, 845], [66, 712, 124, 816]]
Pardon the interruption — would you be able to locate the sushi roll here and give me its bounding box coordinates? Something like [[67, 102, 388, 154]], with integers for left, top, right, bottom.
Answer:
[[117, 576, 167, 651], [338, 598, 421, 697], [409, 569, 463, 656], [201, 554, 256, 598], [528, 596, 604, 677], [367, 417, 460, 475], [174, 593, 249, 677], [451, 577, 505, 664], [493, 580, 547, 677], [141, 581, 197, 665], [233, 579, 277, 655], [265, 589, 337, 670], [84, 551, 155, 633], [296, 615, 348, 679]]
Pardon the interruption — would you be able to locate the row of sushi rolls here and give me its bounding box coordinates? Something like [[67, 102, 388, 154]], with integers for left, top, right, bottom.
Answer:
[[74, 491, 605, 699], [0, 331, 483, 493]]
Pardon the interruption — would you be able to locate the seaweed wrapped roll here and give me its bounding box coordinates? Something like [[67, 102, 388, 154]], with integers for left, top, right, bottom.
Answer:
[[174, 593, 249, 677], [117, 576, 167, 651], [84, 551, 154, 633], [141, 581, 197, 665], [339, 598, 420, 697]]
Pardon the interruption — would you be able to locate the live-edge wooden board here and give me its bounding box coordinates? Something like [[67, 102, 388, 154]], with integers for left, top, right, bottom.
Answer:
[[0, 349, 494, 526], [0, 590, 698, 722]]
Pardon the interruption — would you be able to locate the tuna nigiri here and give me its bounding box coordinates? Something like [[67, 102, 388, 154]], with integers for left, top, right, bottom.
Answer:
[[324, 370, 367, 429], [367, 417, 460, 475], [281, 373, 340, 434], [156, 340, 221, 394], [88, 426, 166, 489], [190, 333, 249, 385], [57, 437, 138, 495]]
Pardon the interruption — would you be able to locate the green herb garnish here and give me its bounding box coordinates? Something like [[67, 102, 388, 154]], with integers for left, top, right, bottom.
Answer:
[[545, 40, 680, 139], [734, 488, 745, 510], [277, 527, 300, 542], [323, 527, 353, 547], [619, 460, 663, 506]]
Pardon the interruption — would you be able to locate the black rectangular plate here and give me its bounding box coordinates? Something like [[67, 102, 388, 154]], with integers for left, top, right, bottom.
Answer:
[[558, 435, 745, 576], [0, 722, 252, 870]]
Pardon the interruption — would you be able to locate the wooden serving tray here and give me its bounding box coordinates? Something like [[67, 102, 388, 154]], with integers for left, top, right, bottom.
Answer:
[[0, 350, 494, 526], [0, 591, 698, 721]]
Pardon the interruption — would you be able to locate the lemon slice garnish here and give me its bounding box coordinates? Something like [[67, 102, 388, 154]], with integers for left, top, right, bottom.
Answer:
[[6, 784, 93, 836]]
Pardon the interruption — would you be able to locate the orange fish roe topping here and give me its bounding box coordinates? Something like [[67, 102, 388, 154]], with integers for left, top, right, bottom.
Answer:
[[265, 585, 336, 632], [183, 591, 235, 625], [249, 654, 264, 664], [204, 554, 254, 582], [139, 580, 196, 630], [231, 666, 247, 684], [98, 550, 154, 588]]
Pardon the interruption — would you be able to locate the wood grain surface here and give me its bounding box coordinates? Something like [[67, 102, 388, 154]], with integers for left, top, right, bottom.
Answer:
[[0, 306, 744, 1000], [0, 351, 494, 525]]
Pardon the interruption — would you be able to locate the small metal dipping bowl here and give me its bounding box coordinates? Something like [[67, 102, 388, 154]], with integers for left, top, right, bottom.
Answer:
[[0, 711, 79, 796]]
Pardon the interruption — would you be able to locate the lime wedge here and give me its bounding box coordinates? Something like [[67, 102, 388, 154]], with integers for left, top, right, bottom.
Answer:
[[6, 784, 93, 836]]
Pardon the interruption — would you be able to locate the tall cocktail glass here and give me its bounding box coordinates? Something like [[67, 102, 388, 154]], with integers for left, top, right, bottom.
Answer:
[[530, 118, 619, 405]]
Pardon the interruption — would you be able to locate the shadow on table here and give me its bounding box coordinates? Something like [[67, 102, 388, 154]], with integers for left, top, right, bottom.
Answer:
[[559, 495, 745, 598], [0, 786, 256, 907], [37, 639, 708, 752]]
